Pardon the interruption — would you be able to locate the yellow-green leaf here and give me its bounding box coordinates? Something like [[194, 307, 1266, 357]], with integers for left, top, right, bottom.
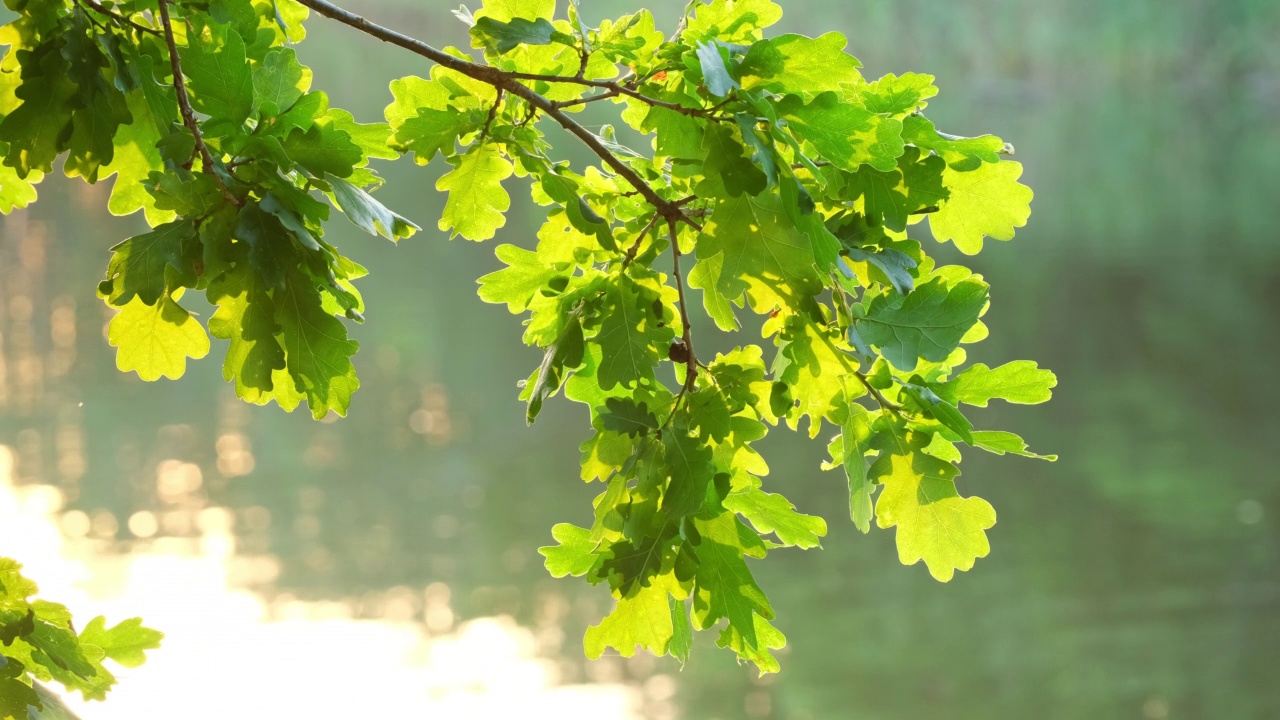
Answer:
[[109, 296, 210, 381]]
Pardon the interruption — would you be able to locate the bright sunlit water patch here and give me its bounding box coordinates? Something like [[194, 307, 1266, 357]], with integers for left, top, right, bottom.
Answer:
[[0, 446, 642, 720]]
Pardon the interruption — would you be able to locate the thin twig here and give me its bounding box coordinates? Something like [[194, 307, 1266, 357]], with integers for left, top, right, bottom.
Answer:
[[294, 0, 700, 228], [671, 0, 700, 42], [667, 219, 698, 389], [73, 0, 109, 31], [78, 0, 162, 35], [506, 72, 726, 121], [620, 213, 662, 270], [551, 87, 620, 110], [656, 382, 692, 434], [156, 0, 239, 207], [478, 89, 504, 142], [853, 370, 905, 418]]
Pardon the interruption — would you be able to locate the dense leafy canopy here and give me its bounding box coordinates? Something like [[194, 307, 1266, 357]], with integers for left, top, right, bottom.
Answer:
[[0, 0, 1053, 684], [0, 558, 162, 715]]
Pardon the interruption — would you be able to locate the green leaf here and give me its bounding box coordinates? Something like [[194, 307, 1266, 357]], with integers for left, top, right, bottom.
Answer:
[[99, 220, 198, 307], [31, 602, 71, 629], [252, 47, 311, 116], [207, 264, 288, 406], [598, 397, 659, 437], [775, 314, 859, 436], [691, 512, 772, 656], [594, 278, 674, 390], [645, 106, 704, 160], [741, 32, 862, 95], [477, 244, 559, 313], [392, 106, 487, 163], [689, 192, 827, 326], [903, 115, 1008, 164], [24, 621, 99, 687], [859, 72, 938, 117], [437, 143, 513, 241], [684, 0, 783, 43], [539, 524, 599, 578], [210, 0, 259, 39], [716, 612, 786, 675], [99, 84, 173, 224], [328, 176, 420, 241], [145, 170, 222, 218], [971, 430, 1057, 461], [661, 431, 715, 518], [474, 0, 555, 22], [668, 596, 693, 665], [934, 361, 1057, 407], [77, 617, 162, 669], [0, 605, 35, 645], [282, 124, 363, 178], [524, 312, 585, 423], [235, 203, 298, 290], [181, 25, 253, 126], [0, 671, 40, 720], [699, 122, 767, 198], [0, 47, 77, 177], [0, 162, 40, 213], [696, 41, 739, 97], [831, 388, 875, 532], [873, 450, 995, 582], [734, 114, 778, 187], [326, 109, 397, 161], [842, 149, 947, 232], [471, 16, 560, 53], [584, 574, 682, 659], [109, 296, 211, 381], [0, 559, 38, 604], [856, 277, 988, 371], [536, 171, 615, 251], [778, 91, 904, 173], [277, 277, 360, 419], [844, 247, 916, 295], [903, 384, 974, 445], [929, 159, 1033, 254], [724, 484, 827, 549]]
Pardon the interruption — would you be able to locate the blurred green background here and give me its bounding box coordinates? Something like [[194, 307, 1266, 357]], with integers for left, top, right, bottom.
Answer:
[[2, 0, 1278, 717]]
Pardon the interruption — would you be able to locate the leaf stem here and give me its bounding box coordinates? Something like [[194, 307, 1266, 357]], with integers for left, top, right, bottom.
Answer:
[[478, 88, 504, 142], [853, 369, 905, 418], [667, 219, 698, 389], [156, 0, 240, 208], [621, 213, 662, 270]]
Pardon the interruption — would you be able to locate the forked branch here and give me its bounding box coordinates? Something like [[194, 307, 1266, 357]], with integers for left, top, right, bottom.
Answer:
[[293, 0, 702, 228]]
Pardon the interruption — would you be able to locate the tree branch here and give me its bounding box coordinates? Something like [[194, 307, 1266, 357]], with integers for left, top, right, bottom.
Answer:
[[551, 87, 619, 110], [511, 71, 726, 121], [156, 0, 239, 207], [77, 0, 162, 36], [293, 0, 703, 226]]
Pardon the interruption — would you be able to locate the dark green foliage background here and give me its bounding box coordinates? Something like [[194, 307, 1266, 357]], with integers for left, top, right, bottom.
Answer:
[[0, 0, 1276, 717]]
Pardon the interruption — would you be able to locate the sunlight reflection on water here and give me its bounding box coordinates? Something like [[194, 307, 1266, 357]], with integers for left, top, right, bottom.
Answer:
[[0, 446, 641, 719]]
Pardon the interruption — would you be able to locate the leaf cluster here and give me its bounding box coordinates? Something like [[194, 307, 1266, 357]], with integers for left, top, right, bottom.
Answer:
[[0, 0, 1055, 674], [1, 557, 163, 713]]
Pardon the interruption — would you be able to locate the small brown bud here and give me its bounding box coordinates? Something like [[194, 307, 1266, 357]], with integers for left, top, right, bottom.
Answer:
[[668, 340, 690, 364]]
